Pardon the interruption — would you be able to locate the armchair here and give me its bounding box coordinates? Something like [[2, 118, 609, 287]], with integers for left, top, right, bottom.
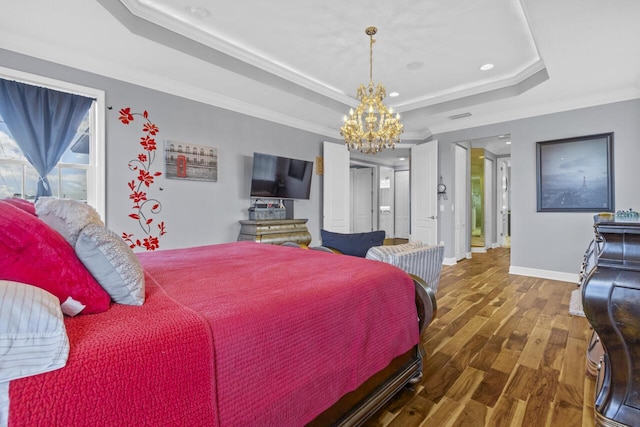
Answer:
[[366, 243, 445, 294]]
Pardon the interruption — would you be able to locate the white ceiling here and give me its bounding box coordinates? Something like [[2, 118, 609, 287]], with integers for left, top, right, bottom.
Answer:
[[1, 0, 639, 142]]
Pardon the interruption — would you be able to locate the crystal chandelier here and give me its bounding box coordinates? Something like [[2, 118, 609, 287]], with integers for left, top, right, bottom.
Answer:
[[340, 26, 403, 154]]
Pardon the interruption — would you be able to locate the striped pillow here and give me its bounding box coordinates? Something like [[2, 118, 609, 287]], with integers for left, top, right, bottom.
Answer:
[[0, 280, 69, 383]]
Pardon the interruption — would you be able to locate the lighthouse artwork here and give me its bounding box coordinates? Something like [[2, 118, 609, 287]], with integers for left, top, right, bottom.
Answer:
[[536, 133, 614, 212]]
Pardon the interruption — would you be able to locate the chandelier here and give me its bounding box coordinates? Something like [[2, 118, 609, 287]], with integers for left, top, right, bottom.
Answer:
[[340, 26, 403, 154]]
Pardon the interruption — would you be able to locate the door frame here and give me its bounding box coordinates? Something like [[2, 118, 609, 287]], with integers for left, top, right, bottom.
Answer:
[[454, 144, 468, 261]]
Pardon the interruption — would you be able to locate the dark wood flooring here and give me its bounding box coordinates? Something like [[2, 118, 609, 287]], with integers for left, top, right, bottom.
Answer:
[[364, 247, 596, 427]]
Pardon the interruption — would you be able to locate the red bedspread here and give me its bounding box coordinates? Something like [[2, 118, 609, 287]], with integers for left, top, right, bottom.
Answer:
[[9, 242, 419, 426]]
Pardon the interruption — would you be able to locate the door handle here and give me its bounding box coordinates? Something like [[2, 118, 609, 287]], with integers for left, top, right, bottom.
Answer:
[[429, 215, 437, 219]]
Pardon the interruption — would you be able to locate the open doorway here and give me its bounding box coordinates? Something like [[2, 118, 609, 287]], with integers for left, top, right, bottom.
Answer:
[[468, 135, 511, 251], [349, 148, 410, 242]]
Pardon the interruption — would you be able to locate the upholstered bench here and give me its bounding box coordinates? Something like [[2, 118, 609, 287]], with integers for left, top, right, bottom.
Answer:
[[366, 243, 445, 293]]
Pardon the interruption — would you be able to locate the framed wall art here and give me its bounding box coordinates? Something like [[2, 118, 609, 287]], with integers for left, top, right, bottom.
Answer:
[[165, 141, 218, 182], [536, 132, 614, 212]]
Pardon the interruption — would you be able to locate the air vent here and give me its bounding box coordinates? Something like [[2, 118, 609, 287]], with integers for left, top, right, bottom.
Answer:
[[448, 112, 472, 120]]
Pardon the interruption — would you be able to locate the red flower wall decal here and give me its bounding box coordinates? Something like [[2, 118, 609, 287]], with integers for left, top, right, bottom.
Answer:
[[118, 108, 166, 250]]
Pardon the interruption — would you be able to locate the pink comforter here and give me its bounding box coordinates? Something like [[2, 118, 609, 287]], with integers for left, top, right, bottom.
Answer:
[[10, 242, 419, 426]]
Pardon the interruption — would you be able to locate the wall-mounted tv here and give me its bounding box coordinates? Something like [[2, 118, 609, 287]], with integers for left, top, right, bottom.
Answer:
[[250, 152, 313, 200]]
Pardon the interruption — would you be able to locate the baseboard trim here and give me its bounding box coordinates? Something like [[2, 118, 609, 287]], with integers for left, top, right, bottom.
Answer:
[[509, 266, 579, 283], [471, 247, 487, 253], [443, 257, 457, 266]]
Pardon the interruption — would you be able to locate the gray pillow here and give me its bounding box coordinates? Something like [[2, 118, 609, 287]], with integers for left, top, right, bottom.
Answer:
[[35, 197, 104, 246], [75, 224, 145, 306]]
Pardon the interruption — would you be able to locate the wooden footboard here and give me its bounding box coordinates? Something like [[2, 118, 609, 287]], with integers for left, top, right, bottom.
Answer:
[[411, 273, 437, 335], [308, 275, 437, 426]]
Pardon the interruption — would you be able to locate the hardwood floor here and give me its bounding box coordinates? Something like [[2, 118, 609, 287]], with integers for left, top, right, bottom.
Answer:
[[364, 247, 596, 427]]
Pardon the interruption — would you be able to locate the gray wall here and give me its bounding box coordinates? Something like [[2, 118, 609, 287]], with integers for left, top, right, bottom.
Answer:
[[5, 47, 640, 275], [0, 48, 341, 249], [434, 98, 640, 276]]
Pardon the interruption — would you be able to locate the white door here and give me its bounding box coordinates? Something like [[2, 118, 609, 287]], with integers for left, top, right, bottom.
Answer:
[[322, 141, 349, 232], [484, 158, 494, 249], [454, 145, 467, 261], [395, 170, 410, 239], [352, 167, 373, 232], [378, 166, 394, 238], [410, 141, 438, 245]]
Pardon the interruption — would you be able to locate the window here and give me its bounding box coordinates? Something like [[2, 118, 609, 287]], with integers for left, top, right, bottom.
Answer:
[[0, 68, 105, 217], [0, 108, 92, 201]]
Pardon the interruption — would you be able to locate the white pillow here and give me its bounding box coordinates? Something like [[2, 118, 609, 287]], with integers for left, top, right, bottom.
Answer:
[[0, 280, 69, 382], [35, 197, 104, 246], [75, 224, 145, 306]]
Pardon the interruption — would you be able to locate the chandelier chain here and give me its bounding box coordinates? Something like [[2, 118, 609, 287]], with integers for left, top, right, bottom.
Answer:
[[369, 32, 374, 85]]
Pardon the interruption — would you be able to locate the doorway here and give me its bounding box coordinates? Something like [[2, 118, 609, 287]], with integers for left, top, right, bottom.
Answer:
[[348, 148, 410, 239], [350, 167, 374, 232], [467, 135, 511, 251]]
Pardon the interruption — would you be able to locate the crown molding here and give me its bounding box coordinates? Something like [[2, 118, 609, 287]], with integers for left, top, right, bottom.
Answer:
[[429, 87, 640, 135], [115, 0, 546, 121], [117, 0, 354, 106], [0, 34, 340, 140], [395, 60, 547, 113]]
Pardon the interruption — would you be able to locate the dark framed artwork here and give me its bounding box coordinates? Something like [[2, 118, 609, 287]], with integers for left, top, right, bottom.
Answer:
[[536, 132, 614, 212]]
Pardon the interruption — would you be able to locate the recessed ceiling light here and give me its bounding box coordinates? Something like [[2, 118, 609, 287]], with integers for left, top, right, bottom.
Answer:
[[506, 141, 512, 145], [480, 63, 494, 71], [398, 157, 406, 161], [406, 61, 424, 70], [389, 92, 399, 97], [187, 6, 210, 18]]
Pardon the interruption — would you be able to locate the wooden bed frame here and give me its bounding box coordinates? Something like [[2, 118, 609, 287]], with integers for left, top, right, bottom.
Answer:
[[309, 275, 437, 426]]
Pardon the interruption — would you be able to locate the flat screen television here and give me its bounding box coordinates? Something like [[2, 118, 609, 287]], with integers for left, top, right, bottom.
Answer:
[[250, 152, 313, 200]]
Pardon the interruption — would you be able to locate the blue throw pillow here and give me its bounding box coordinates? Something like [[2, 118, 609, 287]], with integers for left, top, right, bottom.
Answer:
[[320, 229, 386, 257]]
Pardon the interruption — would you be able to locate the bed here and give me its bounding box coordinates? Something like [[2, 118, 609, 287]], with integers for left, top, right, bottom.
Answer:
[[0, 198, 436, 426]]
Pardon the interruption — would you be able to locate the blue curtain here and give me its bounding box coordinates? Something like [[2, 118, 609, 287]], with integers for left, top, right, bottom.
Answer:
[[0, 79, 94, 198]]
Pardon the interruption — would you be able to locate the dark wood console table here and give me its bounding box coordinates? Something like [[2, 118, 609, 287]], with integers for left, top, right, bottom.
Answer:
[[582, 214, 640, 427], [238, 219, 312, 246]]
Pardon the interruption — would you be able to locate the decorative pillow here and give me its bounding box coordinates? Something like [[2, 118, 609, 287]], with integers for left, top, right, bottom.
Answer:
[[320, 229, 386, 257], [1, 197, 36, 215], [75, 224, 145, 306], [0, 280, 69, 383], [35, 196, 104, 246], [0, 201, 111, 315]]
